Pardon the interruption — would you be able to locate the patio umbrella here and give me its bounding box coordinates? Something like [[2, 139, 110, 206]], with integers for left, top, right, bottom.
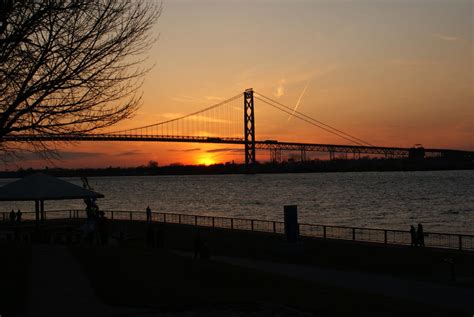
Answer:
[[0, 173, 104, 224]]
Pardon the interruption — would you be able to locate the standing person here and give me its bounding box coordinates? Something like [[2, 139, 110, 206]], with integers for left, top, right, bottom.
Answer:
[[417, 223, 425, 247], [146, 206, 152, 222], [410, 225, 417, 247], [9, 209, 16, 224], [16, 209, 22, 223]]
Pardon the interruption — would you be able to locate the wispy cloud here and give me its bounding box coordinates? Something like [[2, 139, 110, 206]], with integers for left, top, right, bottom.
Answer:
[[171, 96, 200, 103], [172, 95, 225, 104], [115, 150, 144, 157], [274, 78, 286, 97], [205, 148, 242, 153], [388, 58, 437, 69], [432, 33, 459, 41], [206, 96, 224, 101], [5, 150, 105, 162], [160, 112, 184, 119], [168, 148, 201, 152]]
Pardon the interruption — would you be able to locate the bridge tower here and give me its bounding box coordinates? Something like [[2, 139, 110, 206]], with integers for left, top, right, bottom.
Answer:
[[244, 88, 256, 167]]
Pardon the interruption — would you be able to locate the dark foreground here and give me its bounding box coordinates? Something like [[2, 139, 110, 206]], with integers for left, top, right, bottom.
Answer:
[[1, 220, 473, 316]]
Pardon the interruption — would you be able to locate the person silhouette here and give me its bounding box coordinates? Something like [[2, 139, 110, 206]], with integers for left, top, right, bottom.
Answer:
[[410, 225, 417, 247], [146, 206, 152, 222], [16, 209, 22, 223], [9, 209, 16, 224], [417, 223, 425, 247]]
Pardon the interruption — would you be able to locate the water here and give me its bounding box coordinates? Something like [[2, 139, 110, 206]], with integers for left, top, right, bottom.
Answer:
[[0, 170, 473, 234]]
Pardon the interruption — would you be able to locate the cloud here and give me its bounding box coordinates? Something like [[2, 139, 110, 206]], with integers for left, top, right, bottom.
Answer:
[[115, 150, 144, 157], [58, 151, 105, 160], [388, 58, 437, 69], [206, 148, 243, 153], [206, 96, 224, 101], [172, 95, 225, 104], [160, 112, 185, 119], [432, 33, 459, 41], [25, 150, 104, 160], [168, 148, 201, 152], [171, 96, 200, 103], [274, 78, 286, 97]]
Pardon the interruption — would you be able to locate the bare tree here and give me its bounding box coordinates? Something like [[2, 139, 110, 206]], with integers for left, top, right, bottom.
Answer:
[[0, 0, 160, 157]]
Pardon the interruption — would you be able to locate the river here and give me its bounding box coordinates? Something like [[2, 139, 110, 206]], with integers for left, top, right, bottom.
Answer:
[[0, 170, 473, 234]]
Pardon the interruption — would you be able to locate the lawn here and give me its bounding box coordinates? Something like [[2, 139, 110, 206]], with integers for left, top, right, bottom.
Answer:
[[72, 246, 462, 316]]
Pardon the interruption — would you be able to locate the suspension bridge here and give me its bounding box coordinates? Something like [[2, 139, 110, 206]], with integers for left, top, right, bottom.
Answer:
[[3, 89, 473, 166]]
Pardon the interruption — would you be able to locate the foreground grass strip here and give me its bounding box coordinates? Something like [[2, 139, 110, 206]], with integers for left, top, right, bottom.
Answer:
[[71, 246, 462, 316]]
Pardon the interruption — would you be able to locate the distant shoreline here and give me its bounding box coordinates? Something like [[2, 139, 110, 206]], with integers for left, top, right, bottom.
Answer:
[[1, 157, 472, 178]]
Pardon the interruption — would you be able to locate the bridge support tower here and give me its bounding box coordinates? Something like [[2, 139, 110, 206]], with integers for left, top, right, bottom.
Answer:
[[244, 88, 256, 169]]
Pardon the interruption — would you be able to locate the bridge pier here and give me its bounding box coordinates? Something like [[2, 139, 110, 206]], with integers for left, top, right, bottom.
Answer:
[[270, 147, 282, 163], [300, 148, 307, 162]]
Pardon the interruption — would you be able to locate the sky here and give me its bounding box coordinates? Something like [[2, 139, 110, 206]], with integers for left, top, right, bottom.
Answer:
[[8, 0, 474, 169]]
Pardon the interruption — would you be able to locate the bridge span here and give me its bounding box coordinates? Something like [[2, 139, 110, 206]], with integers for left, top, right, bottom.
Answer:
[[4, 133, 473, 161], [2, 89, 473, 164]]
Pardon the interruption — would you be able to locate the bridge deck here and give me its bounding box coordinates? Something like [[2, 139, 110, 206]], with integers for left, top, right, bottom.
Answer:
[[4, 134, 473, 157]]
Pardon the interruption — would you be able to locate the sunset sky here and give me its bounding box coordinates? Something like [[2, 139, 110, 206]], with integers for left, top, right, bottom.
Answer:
[[11, 0, 474, 169]]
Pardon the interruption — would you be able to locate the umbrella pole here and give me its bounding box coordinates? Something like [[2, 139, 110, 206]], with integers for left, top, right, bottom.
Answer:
[[35, 200, 39, 227], [40, 200, 44, 222]]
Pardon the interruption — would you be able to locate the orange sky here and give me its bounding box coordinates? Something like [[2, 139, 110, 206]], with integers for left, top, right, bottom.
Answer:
[[7, 0, 474, 169]]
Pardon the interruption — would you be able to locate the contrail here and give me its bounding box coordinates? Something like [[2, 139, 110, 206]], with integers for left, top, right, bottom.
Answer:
[[288, 79, 311, 121]]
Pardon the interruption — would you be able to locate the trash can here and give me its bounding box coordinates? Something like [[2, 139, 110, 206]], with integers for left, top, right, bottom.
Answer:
[[284, 205, 299, 243]]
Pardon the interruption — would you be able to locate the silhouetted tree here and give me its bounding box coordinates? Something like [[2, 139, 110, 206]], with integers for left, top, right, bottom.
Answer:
[[0, 0, 160, 156], [148, 160, 159, 169]]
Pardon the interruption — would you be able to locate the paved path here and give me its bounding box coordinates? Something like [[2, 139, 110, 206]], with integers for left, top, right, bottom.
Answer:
[[26, 244, 148, 317], [173, 250, 474, 314]]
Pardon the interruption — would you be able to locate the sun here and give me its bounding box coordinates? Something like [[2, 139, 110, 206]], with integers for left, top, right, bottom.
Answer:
[[197, 156, 216, 166]]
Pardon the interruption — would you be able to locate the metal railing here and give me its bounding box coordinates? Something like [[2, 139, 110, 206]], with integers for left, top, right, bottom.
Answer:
[[1, 210, 473, 251]]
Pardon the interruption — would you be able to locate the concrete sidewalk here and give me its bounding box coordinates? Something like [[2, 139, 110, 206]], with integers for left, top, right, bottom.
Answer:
[[26, 244, 149, 317], [173, 250, 474, 314]]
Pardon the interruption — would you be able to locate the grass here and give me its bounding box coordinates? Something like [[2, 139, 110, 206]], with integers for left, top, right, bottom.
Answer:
[[72, 246, 463, 316], [0, 242, 31, 317]]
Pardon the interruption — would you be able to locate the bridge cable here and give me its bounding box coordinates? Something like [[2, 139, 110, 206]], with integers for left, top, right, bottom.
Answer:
[[107, 94, 242, 135], [255, 92, 375, 147], [254, 96, 372, 146]]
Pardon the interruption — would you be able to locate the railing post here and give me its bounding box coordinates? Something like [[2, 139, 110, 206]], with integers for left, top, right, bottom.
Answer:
[[178, 214, 181, 224], [352, 228, 356, 241], [2, 212, 5, 221], [194, 215, 197, 226], [129, 212, 132, 221], [273, 221, 276, 233], [323, 226, 326, 238], [69, 210, 71, 218], [212, 217, 215, 228], [251, 220, 254, 231], [164, 213, 167, 223], [111, 211, 114, 220], [230, 218, 233, 229], [384, 230, 387, 244], [458, 235, 462, 251]]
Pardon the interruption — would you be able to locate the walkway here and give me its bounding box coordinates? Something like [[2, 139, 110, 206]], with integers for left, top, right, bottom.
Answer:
[[26, 244, 147, 317], [174, 250, 474, 313]]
